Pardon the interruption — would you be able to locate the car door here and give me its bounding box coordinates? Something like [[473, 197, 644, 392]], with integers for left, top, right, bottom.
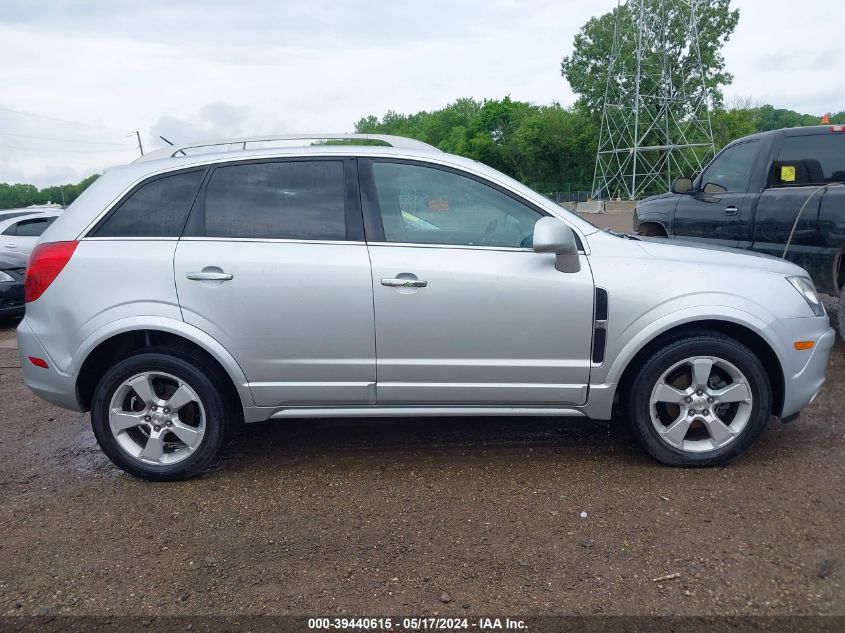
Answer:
[[174, 157, 376, 408], [673, 140, 761, 248], [360, 159, 594, 406], [753, 131, 845, 294]]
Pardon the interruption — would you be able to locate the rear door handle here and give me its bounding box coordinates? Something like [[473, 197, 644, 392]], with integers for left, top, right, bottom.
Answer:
[[186, 271, 233, 281], [381, 278, 427, 288], [724, 206, 738, 215]]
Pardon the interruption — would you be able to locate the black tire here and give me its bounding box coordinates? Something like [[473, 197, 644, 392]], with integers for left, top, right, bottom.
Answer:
[[837, 286, 844, 339], [627, 333, 772, 467], [91, 348, 233, 481]]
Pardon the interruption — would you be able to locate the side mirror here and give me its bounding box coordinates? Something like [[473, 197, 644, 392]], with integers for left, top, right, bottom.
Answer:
[[671, 177, 693, 194], [702, 181, 727, 194], [533, 217, 581, 273]]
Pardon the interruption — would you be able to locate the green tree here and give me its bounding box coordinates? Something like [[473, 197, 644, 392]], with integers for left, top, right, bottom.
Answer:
[[561, 0, 740, 115], [0, 174, 99, 210], [356, 98, 597, 193]]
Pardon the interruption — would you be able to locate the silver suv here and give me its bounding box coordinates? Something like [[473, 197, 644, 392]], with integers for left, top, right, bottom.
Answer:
[[18, 134, 835, 480]]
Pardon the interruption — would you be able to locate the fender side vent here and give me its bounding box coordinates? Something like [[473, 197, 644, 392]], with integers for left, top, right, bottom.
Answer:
[[592, 328, 607, 364], [595, 287, 608, 321], [592, 287, 608, 364]]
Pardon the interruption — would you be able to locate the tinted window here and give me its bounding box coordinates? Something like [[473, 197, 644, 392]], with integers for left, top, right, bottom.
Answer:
[[371, 162, 542, 247], [700, 141, 759, 193], [772, 134, 845, 185], [203, 161, 346, 240], [92, 170, 204, 238], [5, 217, 54, 236]]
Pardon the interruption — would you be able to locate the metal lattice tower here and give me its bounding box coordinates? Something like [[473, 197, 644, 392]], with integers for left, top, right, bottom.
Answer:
[[592, 0, 716, 200]]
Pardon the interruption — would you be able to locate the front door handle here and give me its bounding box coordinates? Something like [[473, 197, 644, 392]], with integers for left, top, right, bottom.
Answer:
[[381, 278, 427, 288], [186, 271, 233, 281], [724, 206, 739, 215]]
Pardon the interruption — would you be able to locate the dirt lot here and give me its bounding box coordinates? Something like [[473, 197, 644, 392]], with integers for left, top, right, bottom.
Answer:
[[0, 216, 842, 618]]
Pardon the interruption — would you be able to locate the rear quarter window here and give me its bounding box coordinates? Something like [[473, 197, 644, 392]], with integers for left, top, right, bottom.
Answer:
[[91, 170, 205, 238], [770, 134, 845, 186]]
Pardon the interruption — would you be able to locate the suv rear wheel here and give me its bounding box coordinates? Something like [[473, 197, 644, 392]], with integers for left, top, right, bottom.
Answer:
[[91, 349, 231, 481], [627, 333, 772, 467]]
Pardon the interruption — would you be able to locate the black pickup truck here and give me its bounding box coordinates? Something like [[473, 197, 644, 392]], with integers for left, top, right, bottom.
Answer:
[[633, 125, 844, 331]]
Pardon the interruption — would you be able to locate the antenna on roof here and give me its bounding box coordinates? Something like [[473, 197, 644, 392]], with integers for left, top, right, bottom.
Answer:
[[134, 131, 144, 156], [159, 136, 187, 156]]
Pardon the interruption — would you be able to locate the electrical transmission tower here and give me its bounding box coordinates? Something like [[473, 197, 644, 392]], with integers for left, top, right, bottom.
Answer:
[[593, 0, 716, 200]]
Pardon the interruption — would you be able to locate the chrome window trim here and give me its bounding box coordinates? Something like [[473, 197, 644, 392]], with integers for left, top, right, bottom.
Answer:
[[177, 237, 366, 246], [366, 241, 535, 253], [81, 236, 180, 242]]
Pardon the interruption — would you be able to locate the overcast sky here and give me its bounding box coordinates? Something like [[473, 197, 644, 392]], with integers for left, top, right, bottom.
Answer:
[[0, 0, 842, 187]]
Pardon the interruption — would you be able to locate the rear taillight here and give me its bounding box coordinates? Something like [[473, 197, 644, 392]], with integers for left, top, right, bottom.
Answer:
[[25, 241, 78, 303]]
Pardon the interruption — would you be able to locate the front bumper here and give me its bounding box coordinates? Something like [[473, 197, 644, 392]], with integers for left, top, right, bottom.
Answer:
[[769, 316, 836, 419], [17, 319, 84, 412]]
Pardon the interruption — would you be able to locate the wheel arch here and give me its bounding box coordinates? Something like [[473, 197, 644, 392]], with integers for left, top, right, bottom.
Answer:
[[635, 221, 668, 237], [615, 319, 785, 417], [74, 319, 253, 413]]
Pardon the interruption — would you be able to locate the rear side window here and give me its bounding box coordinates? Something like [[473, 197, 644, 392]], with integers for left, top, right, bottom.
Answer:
[[92, 170, 204, 238], [202, 161, 346, 240], [3, 217, 55, 236], [771, 134, 845, 186]]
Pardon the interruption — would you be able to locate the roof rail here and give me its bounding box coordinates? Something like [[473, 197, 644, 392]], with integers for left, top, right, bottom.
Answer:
[[135, 133, 440, 161]]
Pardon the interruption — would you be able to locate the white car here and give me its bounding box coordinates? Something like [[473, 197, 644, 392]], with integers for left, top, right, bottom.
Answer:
[[0, 212, 61, 256]]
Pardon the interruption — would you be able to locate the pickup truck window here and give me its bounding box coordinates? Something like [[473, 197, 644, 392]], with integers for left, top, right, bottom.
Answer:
[[699, 140, 759, 193], [770, 134, 845, 186]]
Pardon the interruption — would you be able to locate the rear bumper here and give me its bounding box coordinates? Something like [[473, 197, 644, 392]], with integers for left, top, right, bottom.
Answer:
[[16, 319, 84, 412], [771, 317, 836, 419]]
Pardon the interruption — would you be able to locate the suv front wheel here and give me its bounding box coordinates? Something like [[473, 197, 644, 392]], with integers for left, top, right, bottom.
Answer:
[[91, 349, 231, 481], [627, 333, 772, 467]]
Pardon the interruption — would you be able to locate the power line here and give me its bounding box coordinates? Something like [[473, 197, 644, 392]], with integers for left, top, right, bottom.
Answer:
[[0, 105, 134, 135], [0, 131, 137, 147], [0, 141, 139, 155]]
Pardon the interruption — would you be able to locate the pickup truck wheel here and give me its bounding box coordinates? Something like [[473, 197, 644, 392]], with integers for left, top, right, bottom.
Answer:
[[90, 349, 231, 481], [627, 333, 771, 467]]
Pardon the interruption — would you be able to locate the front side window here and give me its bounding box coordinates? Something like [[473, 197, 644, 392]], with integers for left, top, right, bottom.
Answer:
[[202, 161, 346, 240], [699, 141, 759, 193], [92, 170, 204, 238], [771, 134, 845, 186], [370, 162, 542, 247]]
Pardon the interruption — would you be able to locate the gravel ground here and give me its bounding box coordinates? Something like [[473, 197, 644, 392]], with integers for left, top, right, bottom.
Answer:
[[0, 316, 842, 617]]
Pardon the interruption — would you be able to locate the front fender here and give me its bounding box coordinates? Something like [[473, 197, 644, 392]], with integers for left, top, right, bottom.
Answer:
[[582, 303, 788, 421]]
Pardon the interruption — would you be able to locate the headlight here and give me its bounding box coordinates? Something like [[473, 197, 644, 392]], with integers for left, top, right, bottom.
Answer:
[[787, 276, 825, 317], [0, 271, 15, 283]]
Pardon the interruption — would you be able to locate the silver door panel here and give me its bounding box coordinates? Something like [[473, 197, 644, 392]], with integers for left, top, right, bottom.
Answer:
[[174, 239, 376, 407], [367, 244, 594, 405]]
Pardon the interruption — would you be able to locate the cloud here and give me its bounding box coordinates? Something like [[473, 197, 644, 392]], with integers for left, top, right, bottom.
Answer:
[[0, 0, 842, 186], [150, 102, 252, 144]]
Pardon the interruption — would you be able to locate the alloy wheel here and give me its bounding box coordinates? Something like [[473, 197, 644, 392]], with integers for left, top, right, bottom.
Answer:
[[649, 356, 753, 453], [108, 371, 206, 466]]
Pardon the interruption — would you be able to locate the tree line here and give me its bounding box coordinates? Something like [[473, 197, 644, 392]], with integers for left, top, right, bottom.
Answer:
[[356, 99, 845, 195], [0, 174, 99, 211], [1, 101, 841, 210]]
